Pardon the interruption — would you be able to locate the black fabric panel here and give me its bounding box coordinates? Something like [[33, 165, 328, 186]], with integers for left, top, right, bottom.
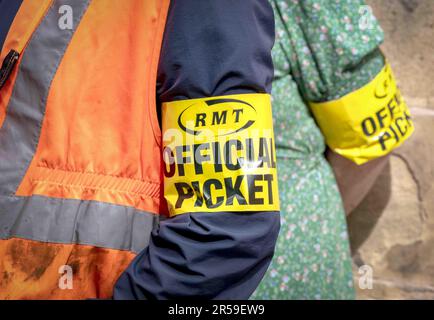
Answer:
[[113, 211, 280, 299], [0, 0, 23, 52], [156, 0, 275, 102]]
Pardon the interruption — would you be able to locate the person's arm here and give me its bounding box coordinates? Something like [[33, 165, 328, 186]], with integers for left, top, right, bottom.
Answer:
[[113, 0, 280, 299], [318, 52, 413, 216], [273, 0, 413, 213], [326, 150, 389, 214]]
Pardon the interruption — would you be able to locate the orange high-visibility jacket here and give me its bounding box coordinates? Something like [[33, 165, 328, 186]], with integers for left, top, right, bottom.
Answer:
[[0, 0, 168, 299], [0, 0, 280, 299]]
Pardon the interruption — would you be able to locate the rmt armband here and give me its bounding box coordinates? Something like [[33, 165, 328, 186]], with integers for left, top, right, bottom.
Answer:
[[309, 63, 414, 165], [162, 93, 280, 216]]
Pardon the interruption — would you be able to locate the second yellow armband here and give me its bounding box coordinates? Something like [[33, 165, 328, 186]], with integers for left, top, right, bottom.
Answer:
[[309, 63, 414, 165]]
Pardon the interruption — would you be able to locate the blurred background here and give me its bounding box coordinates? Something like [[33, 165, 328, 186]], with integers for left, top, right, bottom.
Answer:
[[350, 0, 434, 299]]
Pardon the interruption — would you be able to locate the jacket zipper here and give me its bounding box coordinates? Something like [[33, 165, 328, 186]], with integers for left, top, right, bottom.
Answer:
[[0, 50, 19, 91]]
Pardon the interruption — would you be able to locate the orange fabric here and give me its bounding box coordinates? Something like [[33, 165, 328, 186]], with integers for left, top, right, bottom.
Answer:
[[0, 0, 52, 129], [1, 0, 170, 299], [24, 166, 161, 212], [0, 238, 136, 300], [16, 0, 170, 215]]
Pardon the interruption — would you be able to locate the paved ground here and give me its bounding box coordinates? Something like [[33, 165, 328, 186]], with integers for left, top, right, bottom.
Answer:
[[349, 0, 434, 299]]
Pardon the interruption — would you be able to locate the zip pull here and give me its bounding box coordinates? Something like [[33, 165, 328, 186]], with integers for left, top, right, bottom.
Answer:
[[0, 50, 20, 91]]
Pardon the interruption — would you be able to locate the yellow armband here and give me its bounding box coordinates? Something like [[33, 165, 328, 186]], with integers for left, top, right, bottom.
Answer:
[[162, 94, 279, 216], [309, 63, 414, 165]]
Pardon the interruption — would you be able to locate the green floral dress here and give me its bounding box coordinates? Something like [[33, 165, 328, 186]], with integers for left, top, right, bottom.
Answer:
[[252, 0, 386, 300]]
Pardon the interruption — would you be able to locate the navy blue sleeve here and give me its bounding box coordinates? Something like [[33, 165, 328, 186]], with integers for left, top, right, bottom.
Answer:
[[113, 0, 279, 300], [0, 0, 23, 51]]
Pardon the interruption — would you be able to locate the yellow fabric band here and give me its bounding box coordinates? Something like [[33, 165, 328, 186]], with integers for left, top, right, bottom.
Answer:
[[162, 93, 280, 216], [309, 63, 414, 165]]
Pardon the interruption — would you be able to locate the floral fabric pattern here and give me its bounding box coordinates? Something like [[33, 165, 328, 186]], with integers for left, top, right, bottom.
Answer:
[[252, 0, 386, 299]]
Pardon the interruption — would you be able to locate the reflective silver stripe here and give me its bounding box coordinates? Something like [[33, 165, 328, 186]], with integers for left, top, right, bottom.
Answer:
[[0, 195, 158, 253], [0, 0, 158, 253], [0, 0, 90, 195]]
